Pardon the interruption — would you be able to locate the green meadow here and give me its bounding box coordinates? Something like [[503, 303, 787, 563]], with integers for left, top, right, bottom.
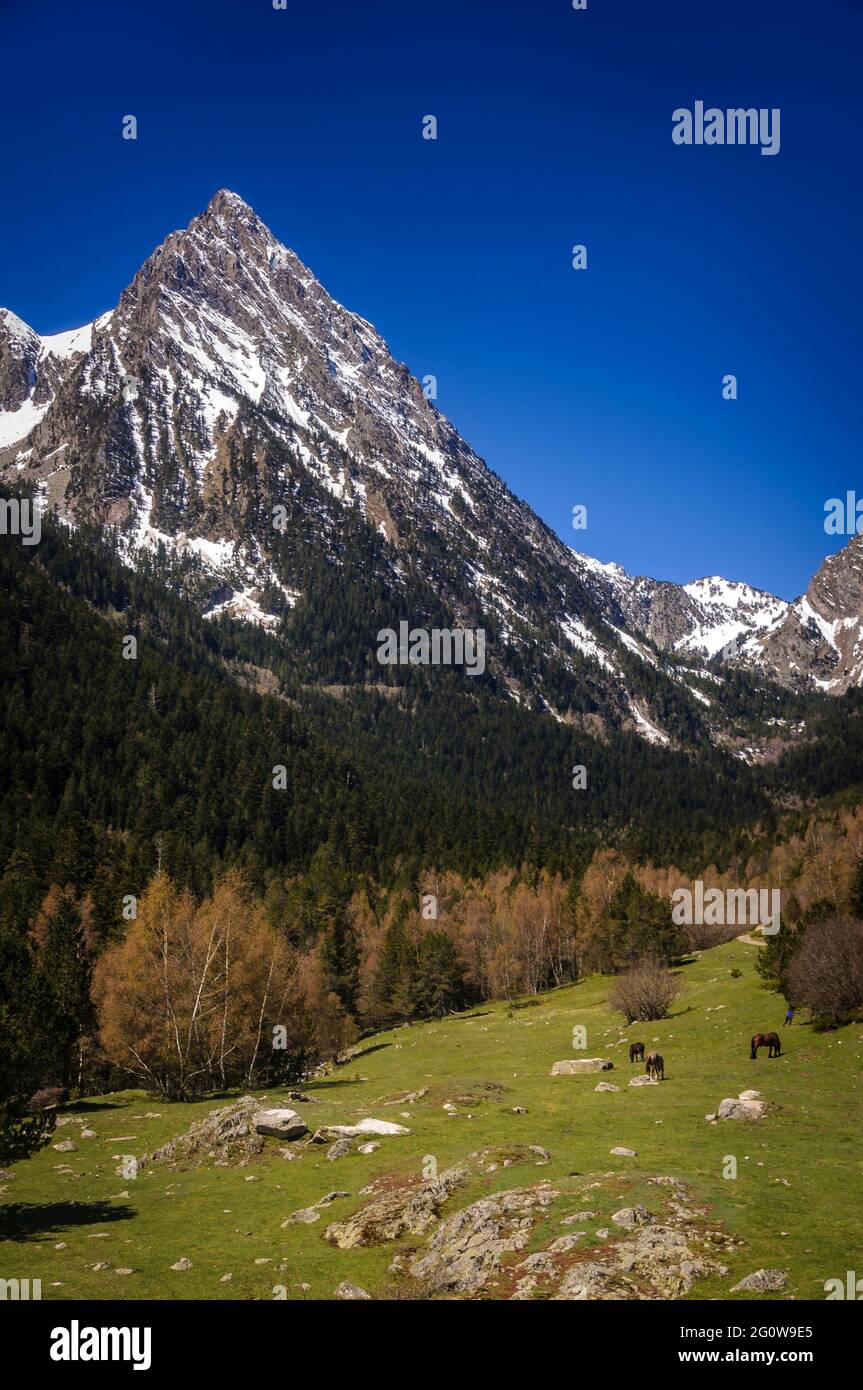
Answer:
[[2, 938, 861, 1301]]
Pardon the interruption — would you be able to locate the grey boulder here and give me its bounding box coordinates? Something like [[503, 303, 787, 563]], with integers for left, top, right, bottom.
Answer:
[[731, 1269, 787, 1293], [336, 1281, 371, 1300], [253, 1108, 309, 1141], [716, 1097, 767, 1122], [551, 1059, 614, 1076]]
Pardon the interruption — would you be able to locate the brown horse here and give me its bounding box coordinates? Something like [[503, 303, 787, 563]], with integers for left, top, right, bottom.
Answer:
[[645, 1050, 664, 1080], [629, 1042, 645, 1063], [750, 1032, 781, 1059]]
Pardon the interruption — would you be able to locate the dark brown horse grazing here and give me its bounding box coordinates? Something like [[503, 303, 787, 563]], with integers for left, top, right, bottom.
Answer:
[[629, 1042, 645, 1063], [750, 1032, 781, 1059], [645, 1050, 664, 1080]]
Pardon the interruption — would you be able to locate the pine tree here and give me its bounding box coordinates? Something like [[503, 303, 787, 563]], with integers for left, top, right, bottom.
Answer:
[[368, 899, 416, 1024], [32, 890, 94, 1089], [319, 911, 360, 1016], [0, 922, 57, 1164], [604, 873, 686, 971], [412, 931, 467, 1018]]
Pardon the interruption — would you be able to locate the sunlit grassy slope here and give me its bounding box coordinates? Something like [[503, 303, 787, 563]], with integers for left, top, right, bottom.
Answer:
[[2, 939, 861, 1301]]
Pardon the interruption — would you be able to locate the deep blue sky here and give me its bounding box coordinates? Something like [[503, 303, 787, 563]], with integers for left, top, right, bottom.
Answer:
[[1, 0, 859, 599]]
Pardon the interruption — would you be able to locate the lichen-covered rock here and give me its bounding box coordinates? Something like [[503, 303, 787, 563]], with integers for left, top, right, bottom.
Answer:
[[409, 1184, 560, 1294], [552, 1222, 729, 1301], [614, 1223, 728, 1298], [148, 1096, 269, 1166], [611, 1205, 653, 1229], [510, 1275, 538, 1300], [549, 1232, 583, 1252], [282, 1207, 320, 1226], [324, 1166, 467, 1249], [554, 1261, 631, 1301], [540, 1179, 734, 1300], [519, 1251, 556, 1276], [335, 1281, 371, 1300], [731, 1268, 787, 1293]]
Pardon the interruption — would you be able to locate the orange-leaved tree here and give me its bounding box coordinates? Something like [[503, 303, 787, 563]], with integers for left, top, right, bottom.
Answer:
[[93, 872, 311, 1099]]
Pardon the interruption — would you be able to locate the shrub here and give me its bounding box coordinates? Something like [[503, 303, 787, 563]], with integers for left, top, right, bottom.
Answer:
[[28, 1086, 69, 1111], [608, 957, 680, 1023], [687, 920, 740, 951], [786, 915, 863, 1027]]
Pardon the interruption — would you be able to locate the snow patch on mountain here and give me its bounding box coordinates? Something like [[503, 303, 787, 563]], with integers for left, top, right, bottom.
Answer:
[[628, 702, 670, 745], [40, 322, 95, 360], [0, 396, 49, 449], [675, 577, 788, 657], [561, 614, 616, 673]]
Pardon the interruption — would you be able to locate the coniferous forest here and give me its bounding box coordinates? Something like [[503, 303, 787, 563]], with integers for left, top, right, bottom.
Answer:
[[3, 502, 863, 1159]]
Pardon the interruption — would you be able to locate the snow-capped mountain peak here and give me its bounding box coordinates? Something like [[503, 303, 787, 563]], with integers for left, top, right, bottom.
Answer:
[[1, 190, 860, 740]]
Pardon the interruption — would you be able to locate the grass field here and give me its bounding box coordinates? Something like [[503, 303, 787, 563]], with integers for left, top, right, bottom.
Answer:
[[2, 937, 861, 1301]]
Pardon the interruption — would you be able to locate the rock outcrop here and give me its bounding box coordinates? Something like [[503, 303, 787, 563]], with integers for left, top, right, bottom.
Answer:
[[324, 1166, 467, 1250], [148, 1095, 303, 1166], [409, 1184, 560, 1294]]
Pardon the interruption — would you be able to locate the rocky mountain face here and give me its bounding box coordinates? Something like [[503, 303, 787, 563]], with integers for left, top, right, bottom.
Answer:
[[570, 557, 788, 663], [570, 539, 863, 697], [0, 190, 859, 746], [0, 310, 38, 412], [735, 538, 863, 694]]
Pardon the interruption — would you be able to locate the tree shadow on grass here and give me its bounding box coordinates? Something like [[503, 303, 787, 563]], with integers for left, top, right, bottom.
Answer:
[[0, 1199, 135, 1244], [340, 1042, 391, 1061], [301, 1076, 369, 1092], [61, 1100, 130, 1115], [654, 1005, 695, 1021]]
